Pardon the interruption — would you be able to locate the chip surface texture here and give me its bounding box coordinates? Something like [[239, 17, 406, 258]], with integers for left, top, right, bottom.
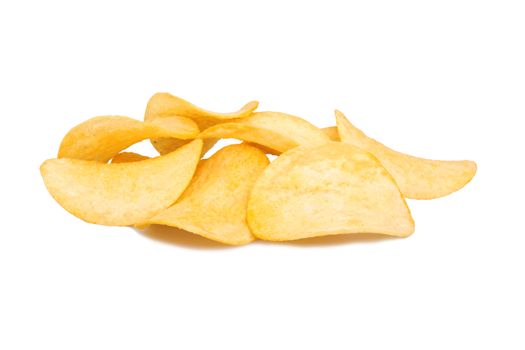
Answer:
[[335, 110, 477, 199], [141, 144, 269, 245], [247, 142, 415, 241], [41, 139, 203, 226]]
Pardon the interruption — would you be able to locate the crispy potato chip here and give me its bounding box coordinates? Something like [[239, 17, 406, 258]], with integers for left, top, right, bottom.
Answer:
[[199, 112, 330, 153], [58, 115, 199, 162], [322, 126, 339, 141], [41, 140, 203, 226], [144, 93, 258, 155], [335, 111, 477, 199], [140, 144, 269, 245], [111, 152, 149, 163], [144, 92, 258, 127], [247, 142, 414, 241]]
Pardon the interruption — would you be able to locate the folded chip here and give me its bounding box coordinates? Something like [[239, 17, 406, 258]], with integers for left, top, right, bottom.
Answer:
[[58, 115, 199, 162], [335, 111, 477, 199], [144, 93, 258, 155], [247, 142, 414, 241], [199, 111, 330, 154], [41, 139, 203, 226], [139, 144, 269, 245]]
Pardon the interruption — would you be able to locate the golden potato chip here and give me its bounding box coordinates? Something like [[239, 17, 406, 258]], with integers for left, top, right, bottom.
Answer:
[[247, 142, 414, 241], [322, 126, 339, 141], [110, 152, 149, 163], [144, 92, 258, 127], [140, 144, 269, 245], [335, 110, 477, 199], [58, 115, 199, 162], [144, 93, 258, 155], [41, 139, 203, 226], [199, 112, 330, 153]]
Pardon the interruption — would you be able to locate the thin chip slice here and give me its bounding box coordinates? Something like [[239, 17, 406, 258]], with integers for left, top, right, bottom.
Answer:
[[58, 115, 199, 162], [335, 110, 477, 199], [199, 112, 330, 154], [247, 142, 414, 241], [140, 144, 269, 245], [111, 152, 149, 163], [144, 93, 258, 155], [144, 92, 258, 127], [41, 139, 203, 226]]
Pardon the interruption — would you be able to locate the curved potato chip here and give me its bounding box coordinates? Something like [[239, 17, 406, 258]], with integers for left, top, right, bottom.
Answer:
[[58, 115, 199, 162], [140, 144, 269, 245], [335, 111, 477, 199], [144, 92, 258, 126], [144, 93, 258, 155], [322, 126, 339, 141], [41, 139, 203, 226], [111, 152, 149, 163], [247, 142, 414, 241], [199, 112, 330, 153]]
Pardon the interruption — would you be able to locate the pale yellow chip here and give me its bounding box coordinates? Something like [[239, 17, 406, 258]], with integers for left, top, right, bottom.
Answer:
[[199, 112, 331, 154], [335, 111, 477, 199], [144, 93, 258, 155], [58, 115, 199, 162], [140, 144, 269, 245], [110, 152, 149, 163], [247, 141, 414, 241], [41, 139, 203, 226]]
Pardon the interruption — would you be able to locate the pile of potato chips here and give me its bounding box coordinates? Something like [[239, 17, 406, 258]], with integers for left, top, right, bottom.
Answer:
[[41, 93, 476, 245]]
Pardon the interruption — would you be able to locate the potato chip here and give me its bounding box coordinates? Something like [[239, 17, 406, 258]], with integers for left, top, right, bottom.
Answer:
[[322, 126, 339, 141], [41, 139, 203, 226], [58, 115, 199, 162], [111, 152, 149, 163], [144, 93, 258, 155], [140, 144, 269, 245], [144, 92, 258, 127], [199, 112, 331, 153], [335, 111, 477, 199], [247, 141, 414, 241]]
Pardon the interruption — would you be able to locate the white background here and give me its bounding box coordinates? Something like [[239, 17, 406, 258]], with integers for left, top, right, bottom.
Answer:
[[1, 1, 524, 349]]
